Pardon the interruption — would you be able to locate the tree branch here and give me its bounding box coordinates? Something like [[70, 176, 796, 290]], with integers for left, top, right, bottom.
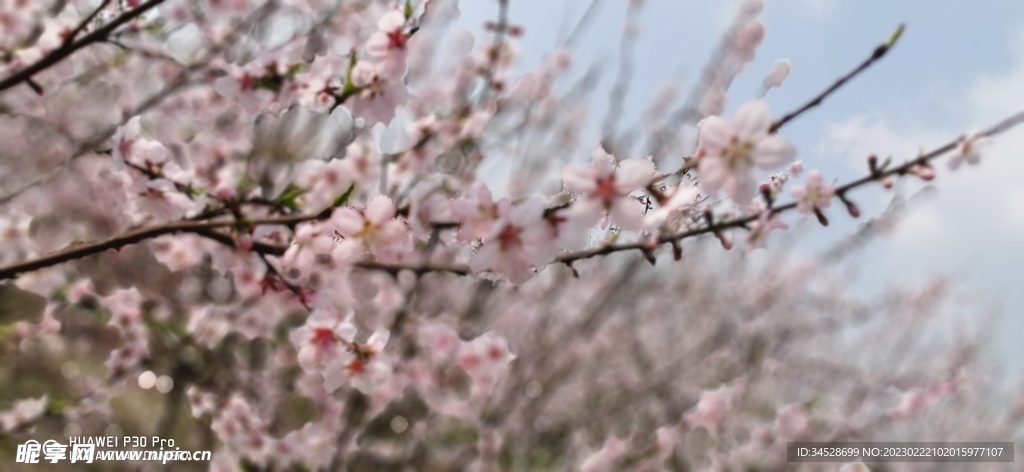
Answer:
[[0, 212, 326, 281], [559, 109, 1024, 266], [769, 24, 905, 133], [63, 0, 114, 47], [0, 0, 167, 93], [1, 111, 1019, 282]]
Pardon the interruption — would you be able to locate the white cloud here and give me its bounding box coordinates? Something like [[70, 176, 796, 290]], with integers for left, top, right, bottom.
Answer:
[[798, 0, 837, 19], [818, 114, 949, 171], [815, 33, 1024, 381]]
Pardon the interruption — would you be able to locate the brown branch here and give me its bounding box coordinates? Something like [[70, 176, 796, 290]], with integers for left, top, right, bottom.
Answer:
[[2, 110, 1020, 282], [256, 251, 313, 310], [63, 0, 114, 47], [0, 0, 167, 93], [558, 109, 1024, 266], [0, 219, 230, 280], [769, 24, 905, 133], [476, 0, 511, 105], [0, 211, 328, 281]]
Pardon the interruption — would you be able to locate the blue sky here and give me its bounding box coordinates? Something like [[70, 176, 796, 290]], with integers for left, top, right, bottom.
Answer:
[[454, 0, 1024, 385]]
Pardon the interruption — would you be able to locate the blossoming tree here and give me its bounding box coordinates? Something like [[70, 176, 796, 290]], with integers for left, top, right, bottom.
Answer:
[[0, 0, 1022, 470]]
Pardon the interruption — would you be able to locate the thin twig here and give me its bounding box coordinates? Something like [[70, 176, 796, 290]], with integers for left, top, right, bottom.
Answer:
[[2, 108, 1020, 282], [557, 110, 1024, 266], [560, 0, 605, 49], [256, 252, 313, 311], [769, 24, 905, 133], [63, 0, 114, 47], [0, 0, 167, 93], [476, 0, 511, 106]]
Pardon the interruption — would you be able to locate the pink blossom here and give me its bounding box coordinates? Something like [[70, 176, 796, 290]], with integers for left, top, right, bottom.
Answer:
[[763, 59, 792, 88], [290, 309, 357, 373], [0, 396, 48, 433], [111, 116, 168, 169], [787, 160, 804, 178], [889, 385, 950, 419], [773, 403, 810, 438], [561, 147, 656, 232], [697, 100, 797, 203], [347, 61, 409, 126], [947, 130, 988, 170], [767, 172, 789, 193], [450, 181, 500, 241], [645, 184, 699, 230], [746, 197, 788, 251], [790, 170, 835, 215], [469, 197, 557, 285], [281, 222, 339, 276], [210, 395, 273, 467], [579, 436, 627, 472], [127, 178, 196, 223], [686, 386, 733, 430], [329, 195, 411, 263], [323, 329, 391, 393], [730, 20, 765, 63], [213, 66, 278, 112], [365, 9, 410, 80], [456, 331, 515, 377]]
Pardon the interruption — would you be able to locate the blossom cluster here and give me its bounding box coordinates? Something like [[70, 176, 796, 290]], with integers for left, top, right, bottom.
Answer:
[[0, 0, 1017, 470]]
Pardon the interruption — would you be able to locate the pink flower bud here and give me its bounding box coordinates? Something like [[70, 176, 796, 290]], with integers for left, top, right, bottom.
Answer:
[[763, 59, 791, 88], [844, 199, 860, 218], [912, 164, 935, 181], [214, 185, 237, 202]]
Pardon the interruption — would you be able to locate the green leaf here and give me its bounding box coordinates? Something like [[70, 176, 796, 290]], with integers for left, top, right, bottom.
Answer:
[[278, 183, 307, 202], [879, 155, 892, 172], [885, 23, 906, 48], [276, 183, 308, 211], [404, 0, 414, 20], [331, 183, 356, 208], [270, 394, 320, 436], [254, 75, 284, 93], [0, 283, 46, 326], [236, 175, 255, 198]]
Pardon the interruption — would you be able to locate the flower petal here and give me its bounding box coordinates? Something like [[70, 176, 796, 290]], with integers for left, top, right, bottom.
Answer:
[[614, 159, 656, 193], [609, 196, 646, 232], [365, 195, 396, 224], [366, 330, 390, 351], [566, 197, 604, 229], [723, 173, 756, 203], [502, 258, 533, 285], [733, 100, 772, 138], [329, 208, 365, 235], [561, 163, 596, 193], [472, 181, 493, 205], [510, 197, 545, 225], [336, 320, 358, 342], [697, 157, 727, 196], [470, 243, 501, 274], [377, 10, 406, 32], [698, 116, 733, 150], [590, 146, 617, 176], [752, 136, 796, 168]]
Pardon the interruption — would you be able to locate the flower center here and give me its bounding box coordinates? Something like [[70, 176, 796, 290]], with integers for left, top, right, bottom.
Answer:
[[806, 186, 819, 204], [312, 328, 337, 349], [387, 29, 408, 50], [497, 224, 522, 250], [594, 177, 618, 204], [346, 359, 366, 374], [723, 136, 755, 171]]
